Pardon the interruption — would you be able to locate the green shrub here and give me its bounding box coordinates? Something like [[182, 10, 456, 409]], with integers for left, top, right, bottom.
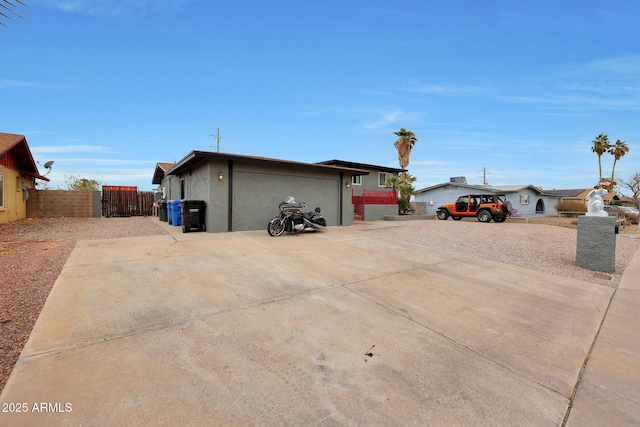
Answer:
[[398, 197, 414, 215]]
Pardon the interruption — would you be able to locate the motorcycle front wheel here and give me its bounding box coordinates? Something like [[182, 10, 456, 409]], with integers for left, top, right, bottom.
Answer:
[[267, 217, 285, 237]]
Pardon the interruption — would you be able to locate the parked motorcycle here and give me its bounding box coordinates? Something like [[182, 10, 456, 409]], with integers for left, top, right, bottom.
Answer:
[[267, 196, 327, 237]]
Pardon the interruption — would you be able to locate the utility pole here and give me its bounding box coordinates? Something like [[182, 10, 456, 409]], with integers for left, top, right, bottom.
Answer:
[[209, 127, 222, 152], [478, 167, 491, 186]]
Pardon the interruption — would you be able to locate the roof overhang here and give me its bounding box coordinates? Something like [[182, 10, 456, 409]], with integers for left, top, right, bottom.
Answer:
[[167, 151, 370, 177], [152, 162, 175, 185], [317, 159, 403, 174], [0, 132, 49, 181]]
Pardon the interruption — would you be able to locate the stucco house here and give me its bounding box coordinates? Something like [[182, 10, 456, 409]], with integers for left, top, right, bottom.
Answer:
[[153, 151, 371, 232], [415, 178, 564, 216], [0, 133, 49, 224], [545, 188, 637, 207], [152, 162, 176, 200], [317, 160, 404, 220]]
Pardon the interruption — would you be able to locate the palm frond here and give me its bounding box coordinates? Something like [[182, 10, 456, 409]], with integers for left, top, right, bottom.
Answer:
[[0, 0, 29, 29]]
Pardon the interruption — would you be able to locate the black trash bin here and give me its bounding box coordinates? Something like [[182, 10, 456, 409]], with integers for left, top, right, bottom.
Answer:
[[158, 200, 168, 222], [181, 200, 206, 233]]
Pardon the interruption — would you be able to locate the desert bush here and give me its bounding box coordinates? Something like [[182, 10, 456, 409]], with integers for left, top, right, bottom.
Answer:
[[398, 197, 415, 215], [555, 201, 587, 213]]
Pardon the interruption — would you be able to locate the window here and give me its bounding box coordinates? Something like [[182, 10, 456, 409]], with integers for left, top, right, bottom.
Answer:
[[520, 194, 529, 205], [0, 172, 4, 208], [378, 172, 393, 187], [351, 175, 361, 185], [180, 179, 185, 199]]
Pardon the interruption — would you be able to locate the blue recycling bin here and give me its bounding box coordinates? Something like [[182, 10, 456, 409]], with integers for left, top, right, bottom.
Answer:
[[169, 200, 182, 226]]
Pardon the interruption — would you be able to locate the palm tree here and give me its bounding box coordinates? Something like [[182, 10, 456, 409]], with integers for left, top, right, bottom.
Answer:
[[609, 139, 629, 182], [385, 175, 403, 193], [399, 172, 417, 203], [1, 0, 28, 29], [393, 128, 417, 169], [399, 171, 417, 188], [591, 134, 611, 181]]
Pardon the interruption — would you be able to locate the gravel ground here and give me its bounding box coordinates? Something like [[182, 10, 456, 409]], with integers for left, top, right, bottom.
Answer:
[[0, 217, 168, 394], [363, 219, 640, 287], [1, 216, 639, 394]]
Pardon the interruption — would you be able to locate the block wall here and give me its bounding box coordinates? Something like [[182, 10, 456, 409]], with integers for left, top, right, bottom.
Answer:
[[576, 215, 617, 274], [26, 190, 101, 218]]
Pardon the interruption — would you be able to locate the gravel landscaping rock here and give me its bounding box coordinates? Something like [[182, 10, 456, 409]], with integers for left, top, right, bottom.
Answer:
[[364, 220, 640, 288]]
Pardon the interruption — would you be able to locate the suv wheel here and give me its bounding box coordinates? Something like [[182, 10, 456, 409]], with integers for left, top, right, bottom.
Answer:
[[436, 210, 449, 220], [477, 210, 492, 223]]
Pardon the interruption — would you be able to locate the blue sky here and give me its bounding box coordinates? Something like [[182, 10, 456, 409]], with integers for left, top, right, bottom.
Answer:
[[2, 0, 640, 193]]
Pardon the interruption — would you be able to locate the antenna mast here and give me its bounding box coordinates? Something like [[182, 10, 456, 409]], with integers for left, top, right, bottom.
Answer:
[[209, 127, 222, 152]]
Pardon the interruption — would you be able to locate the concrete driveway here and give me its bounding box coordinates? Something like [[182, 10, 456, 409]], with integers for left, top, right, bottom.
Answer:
[[1, 218, 638, 426]]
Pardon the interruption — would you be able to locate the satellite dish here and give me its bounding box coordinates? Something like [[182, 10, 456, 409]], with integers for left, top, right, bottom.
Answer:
[[44, 160, 54, 169]]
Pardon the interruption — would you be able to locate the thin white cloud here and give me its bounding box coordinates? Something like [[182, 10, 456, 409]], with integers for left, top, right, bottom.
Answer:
[[398, 79, 486, 96], [41, 161, 156, 184], [56, 158, 156, 166], [363, 109, 425, 130], [0, 79, 79, 90], [364, 110, 404, 129], [581, 55, 640, 77], [31, 145, 110, 154], [409, 160, 455, 166], [500, 55, 640, 110], [41, 0, 198, 16], [499, 93, 640, 110]]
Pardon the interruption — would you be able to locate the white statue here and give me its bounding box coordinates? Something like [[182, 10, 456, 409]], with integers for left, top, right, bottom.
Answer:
[[585, 188, 609, 217]]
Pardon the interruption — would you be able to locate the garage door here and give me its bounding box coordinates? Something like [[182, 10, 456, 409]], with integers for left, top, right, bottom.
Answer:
[[232, 168, 340, 231]]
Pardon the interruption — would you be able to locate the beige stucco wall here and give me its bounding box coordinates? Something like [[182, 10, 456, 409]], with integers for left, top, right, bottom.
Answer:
[[0, 166, 35, 224]]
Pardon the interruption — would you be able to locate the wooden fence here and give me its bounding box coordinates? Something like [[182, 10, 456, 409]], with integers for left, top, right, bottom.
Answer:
[[101, 186, 155, 217]]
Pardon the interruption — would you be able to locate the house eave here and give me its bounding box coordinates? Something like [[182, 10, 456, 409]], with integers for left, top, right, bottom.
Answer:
[[167, 151, 370, 177]]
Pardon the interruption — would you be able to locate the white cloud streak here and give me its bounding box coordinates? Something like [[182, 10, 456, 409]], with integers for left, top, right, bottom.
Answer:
[[0, 80, 79, 90], [363, 110, 404, 129], [40, 0, 198, 16], [398, 79, 486, 96], [31, 145, 110, 154], [501, 55, 640, 110]]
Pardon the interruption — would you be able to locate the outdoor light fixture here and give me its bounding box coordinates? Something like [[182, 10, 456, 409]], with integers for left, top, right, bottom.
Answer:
[[218, 171, 224, 180], [346, 182, 350, 188]]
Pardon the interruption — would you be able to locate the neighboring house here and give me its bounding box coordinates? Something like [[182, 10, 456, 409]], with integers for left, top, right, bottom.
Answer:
[[547, 188, 637, 207], [0, 133, 49, 224], [415, 177, 563, 216], [152, 162, 176, 199], [153, 151, 369, 232], [317, 160, 404, 220], [317, 159, 404, 194]]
